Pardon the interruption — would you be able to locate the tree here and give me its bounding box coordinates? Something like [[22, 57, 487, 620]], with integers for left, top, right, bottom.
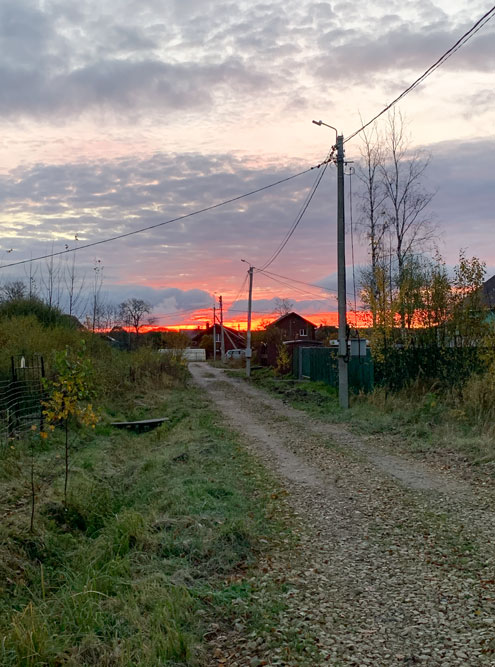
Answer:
[[42, 343, 98, 506], [358, 111, 436, 331], [449, 251, 487, 347], [89, 259, 104, 332], [0, 280, 27, 301], [198, 334, 213, 356], [119, 298, 154, 336], [64, 236, 86, 318], [380, 111, 435, 325], [356, 123, 387, 325], [41, 245, 62, 308], [273, 297, 293, 317], [161, 331, 190, 349]]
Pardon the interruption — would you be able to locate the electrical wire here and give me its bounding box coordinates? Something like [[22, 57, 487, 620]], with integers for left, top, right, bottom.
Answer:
[[228, 271, 250, 310], [259, 267, 357, 298], [258, 148, 334, 271], [345, 5, 495, 143], [256, 269, 336, 302], [0, 164, 323, 270]]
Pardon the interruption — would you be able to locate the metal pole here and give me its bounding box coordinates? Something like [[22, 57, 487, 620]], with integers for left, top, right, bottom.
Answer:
[[219, 295, 225, 362], [213, 305, 216, 362], [337, 134, 349, 409], [245, 266, 254, 377]]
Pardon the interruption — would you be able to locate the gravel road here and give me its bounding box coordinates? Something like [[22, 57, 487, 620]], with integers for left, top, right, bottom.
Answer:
[[189, 363, 495, 666]]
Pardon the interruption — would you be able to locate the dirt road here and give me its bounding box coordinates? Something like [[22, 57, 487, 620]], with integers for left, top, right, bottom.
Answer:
[[190, 363, 495, 666]]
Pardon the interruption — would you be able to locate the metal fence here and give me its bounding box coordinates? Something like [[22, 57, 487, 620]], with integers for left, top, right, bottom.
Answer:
[[292, 347, 374, 393], [0, 355, 45, 448]]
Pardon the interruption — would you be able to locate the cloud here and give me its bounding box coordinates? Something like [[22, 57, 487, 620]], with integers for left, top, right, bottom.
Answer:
[[0, 136, 493, 316], [0, 0, 491, 124], [313, 20, 495, 84], [0, 57, 272, 119]]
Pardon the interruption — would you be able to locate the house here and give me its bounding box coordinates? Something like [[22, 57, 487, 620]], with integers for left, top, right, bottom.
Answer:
[[482, 275, 495, 309], [266, 312, 317, 341], [192, 324, 246, 357], [259, 312, 318, 367]]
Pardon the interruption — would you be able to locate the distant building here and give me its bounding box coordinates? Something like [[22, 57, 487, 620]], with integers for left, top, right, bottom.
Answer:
[[266, 312, 317, 341], [260, 312, 318, 367], [192, 324, 246, 357]]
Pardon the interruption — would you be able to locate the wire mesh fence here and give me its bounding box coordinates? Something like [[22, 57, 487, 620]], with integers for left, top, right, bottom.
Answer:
[[0, 355, 45, 449]]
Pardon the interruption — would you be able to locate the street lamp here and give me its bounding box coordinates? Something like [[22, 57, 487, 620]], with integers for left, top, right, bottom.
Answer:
[[313, 120, 349, 409], [312, 120, 338, 143]]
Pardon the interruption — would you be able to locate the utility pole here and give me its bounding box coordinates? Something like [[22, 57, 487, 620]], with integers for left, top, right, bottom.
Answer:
[[243, 263, 254, 377], [213, 305, 216, 362], [336, 134, 349, 409], [219, 295, 225, 362], [313, 120, 349, 409]]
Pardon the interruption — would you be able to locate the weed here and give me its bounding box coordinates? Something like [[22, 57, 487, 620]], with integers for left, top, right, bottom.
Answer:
[[0, 381, 295, 665]]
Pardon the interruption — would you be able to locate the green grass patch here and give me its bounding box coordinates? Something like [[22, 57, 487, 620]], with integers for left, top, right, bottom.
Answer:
[[248, 367, 495, 471], [0, 382, 296, 665]]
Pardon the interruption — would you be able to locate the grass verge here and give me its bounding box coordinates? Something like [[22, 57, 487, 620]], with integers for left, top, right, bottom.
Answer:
[[0, 380, 300, 665], [246, 367, 495, 474]]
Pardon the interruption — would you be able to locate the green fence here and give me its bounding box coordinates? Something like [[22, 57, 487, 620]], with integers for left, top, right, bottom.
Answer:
[[293, 347, 374, 393]]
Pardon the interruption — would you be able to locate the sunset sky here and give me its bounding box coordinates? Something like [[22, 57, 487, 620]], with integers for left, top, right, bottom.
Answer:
[[0, 0, 493, 330]]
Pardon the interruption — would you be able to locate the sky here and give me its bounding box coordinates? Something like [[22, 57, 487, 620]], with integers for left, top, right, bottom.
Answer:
[[0, 0, 493, 330]]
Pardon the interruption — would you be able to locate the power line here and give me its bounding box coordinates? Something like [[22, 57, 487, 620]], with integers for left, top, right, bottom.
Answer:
[[0, 164, 323, 270], [258, 267, 362, 299], [228, 271, 250, 309], [345, 5, 495, 143], [256, 268, 336, 302], [258, 149, 334, 271], [259, 268, 338, 294]]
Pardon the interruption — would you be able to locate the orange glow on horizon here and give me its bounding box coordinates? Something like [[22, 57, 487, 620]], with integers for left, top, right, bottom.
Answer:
[[102, 310, 371, 334]]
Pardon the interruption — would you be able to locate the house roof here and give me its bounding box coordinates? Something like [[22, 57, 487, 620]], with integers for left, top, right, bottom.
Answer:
[[267, 311, 317, 328], [482, 275, 495, 308]]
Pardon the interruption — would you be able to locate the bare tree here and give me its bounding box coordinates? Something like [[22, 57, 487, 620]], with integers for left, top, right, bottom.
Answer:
[[359, 111, 436, 329], [89, 259, 104, 332], [23, 254, 39, 299], [64, 236, 86, 317], [356, 123, 388, 325], [41, 244, 62, 308], [98, 303, 121, 331], [273, 297, 293, 316], [1, 280, 27, 301], [119, 298, 154, 336], [380, 110, 435, 285]]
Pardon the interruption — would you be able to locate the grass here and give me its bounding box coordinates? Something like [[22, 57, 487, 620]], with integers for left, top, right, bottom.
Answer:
[[0, 379, 301, 665], [247, 367, 495, 473]]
